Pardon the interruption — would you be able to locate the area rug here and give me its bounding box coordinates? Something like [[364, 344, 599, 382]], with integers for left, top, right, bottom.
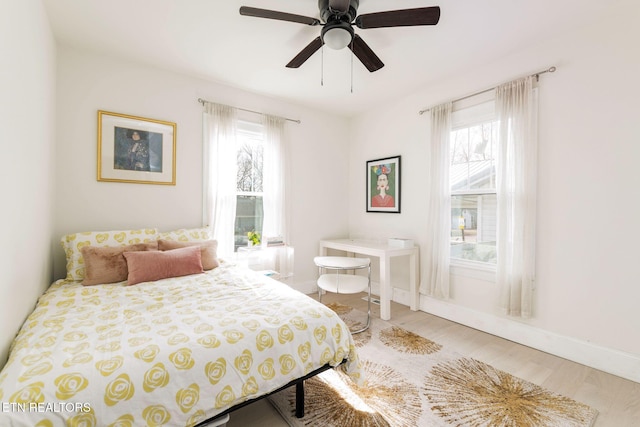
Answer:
[[268, 303, 598, 427]]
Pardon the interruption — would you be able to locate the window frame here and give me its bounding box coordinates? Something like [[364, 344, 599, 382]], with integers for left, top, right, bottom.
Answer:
[[449, 95, 498, 279], [234, 119, 265, 251]]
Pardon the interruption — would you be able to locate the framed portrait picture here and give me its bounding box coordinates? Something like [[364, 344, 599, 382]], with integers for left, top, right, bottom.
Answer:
[[97, 110, 176, 185], [366, 155, 401, 213]]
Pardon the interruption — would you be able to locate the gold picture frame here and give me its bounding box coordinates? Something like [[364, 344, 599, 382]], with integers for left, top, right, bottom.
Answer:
[[97, 110, 176, 185]]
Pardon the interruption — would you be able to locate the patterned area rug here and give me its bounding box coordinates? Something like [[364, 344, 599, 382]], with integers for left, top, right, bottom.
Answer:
[[269, 303, 598, 427]]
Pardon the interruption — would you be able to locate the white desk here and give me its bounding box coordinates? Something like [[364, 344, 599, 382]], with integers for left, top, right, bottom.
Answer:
[[319, 239, 419, 320]]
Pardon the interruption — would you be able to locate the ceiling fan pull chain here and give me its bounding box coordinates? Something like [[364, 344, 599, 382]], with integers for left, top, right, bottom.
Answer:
[[321, 45, 324, 87], [350, 39, 354, 93]]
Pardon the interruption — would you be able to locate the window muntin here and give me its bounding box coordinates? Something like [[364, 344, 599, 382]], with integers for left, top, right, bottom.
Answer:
[[234, 121, 264, 250], [450, 102, 498, 265]]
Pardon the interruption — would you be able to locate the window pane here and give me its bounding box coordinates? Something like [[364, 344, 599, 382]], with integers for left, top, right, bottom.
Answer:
[[234, 195, 263, 251], [236, 141, 263, 192], [450, 120, 497, 192], [450, 194, 497, 264]]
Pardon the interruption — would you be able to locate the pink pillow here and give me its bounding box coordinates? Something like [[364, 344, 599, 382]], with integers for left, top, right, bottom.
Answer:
[[157, 239, 219, 270], [123, 246, 204, 285], [81, 242, 158, 286]]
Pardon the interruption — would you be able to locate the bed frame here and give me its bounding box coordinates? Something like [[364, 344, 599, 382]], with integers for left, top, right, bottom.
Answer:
[[194, 361, 342, 426]]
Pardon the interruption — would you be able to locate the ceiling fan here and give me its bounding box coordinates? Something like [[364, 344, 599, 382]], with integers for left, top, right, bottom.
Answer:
[[239, 0, 440, 72]]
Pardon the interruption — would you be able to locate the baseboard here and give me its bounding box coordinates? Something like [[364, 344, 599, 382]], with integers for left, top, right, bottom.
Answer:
[[410, 293, 640, 384]]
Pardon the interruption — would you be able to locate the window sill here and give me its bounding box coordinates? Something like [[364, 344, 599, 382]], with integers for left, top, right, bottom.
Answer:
[[450, 259, 496, 282]]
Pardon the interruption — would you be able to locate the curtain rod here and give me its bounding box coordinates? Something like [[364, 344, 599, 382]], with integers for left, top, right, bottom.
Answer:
[[197, 98, 301, 124], [418, 66, 556, 115]]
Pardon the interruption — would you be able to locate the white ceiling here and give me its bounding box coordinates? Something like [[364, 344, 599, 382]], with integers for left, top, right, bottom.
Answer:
[[43, 0, 614, 117]]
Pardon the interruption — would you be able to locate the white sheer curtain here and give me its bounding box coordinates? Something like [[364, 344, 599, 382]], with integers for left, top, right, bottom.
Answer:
[[422, 102, 452, 299], [495, 76, 538, 318], [261, 115, 289, 243], [202, 103, 238, 258]]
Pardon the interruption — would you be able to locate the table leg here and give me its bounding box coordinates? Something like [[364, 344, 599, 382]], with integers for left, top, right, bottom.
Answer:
[[410, 251, 418, 311], [379, 256, 391, 320]]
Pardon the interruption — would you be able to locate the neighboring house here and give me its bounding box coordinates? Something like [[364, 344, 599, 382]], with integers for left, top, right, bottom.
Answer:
[[450, 161, 497, 264]]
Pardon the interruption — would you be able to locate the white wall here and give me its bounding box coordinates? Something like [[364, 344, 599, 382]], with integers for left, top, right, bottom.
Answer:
[[0, 0, 56, 367], [349, 5, 640, 380], [54, 46, 351, 290]]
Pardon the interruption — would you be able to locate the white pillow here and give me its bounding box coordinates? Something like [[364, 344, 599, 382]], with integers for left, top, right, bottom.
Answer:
[[60, 228, 159, 281]]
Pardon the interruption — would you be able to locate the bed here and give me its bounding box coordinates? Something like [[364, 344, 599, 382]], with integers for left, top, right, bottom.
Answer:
[[0, 228, 361, 426]]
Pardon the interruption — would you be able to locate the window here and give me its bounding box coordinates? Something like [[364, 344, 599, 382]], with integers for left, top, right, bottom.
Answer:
[[450, 100, 498, 265], [234, 121, 264, 251]]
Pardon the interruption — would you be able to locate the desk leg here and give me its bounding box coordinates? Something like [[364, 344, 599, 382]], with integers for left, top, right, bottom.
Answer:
[[379, 255, 391, 320], [410, 251, 418, 311]]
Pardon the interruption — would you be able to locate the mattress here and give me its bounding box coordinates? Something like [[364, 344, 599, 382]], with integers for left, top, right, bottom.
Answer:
[[0, 263, 361, 426]]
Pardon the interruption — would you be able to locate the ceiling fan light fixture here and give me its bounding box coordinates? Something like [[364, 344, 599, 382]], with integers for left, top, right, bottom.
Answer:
[[323, 27, 352, 49], [321, 22, 354, 50]]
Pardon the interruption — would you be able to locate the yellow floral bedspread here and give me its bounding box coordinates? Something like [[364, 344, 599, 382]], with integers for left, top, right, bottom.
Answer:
[[0, 264, 361, 426]]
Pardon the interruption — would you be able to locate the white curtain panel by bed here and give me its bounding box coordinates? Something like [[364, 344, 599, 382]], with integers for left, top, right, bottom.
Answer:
[[261, 115, 289, 244], [422, 102, 452, 299], [203, 103, 238, 258], [495, 76, 538, 318]]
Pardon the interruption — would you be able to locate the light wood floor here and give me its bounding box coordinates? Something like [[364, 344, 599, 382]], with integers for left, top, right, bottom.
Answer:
[[228, 293, 640, 427]]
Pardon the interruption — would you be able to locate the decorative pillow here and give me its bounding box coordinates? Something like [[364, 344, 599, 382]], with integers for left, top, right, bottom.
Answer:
[[123, 246, 204, 286], [157, 239, 219, 270], [61, 228, 159, 281], [80, 242, 158, 286], [158, 227, 212, 242]]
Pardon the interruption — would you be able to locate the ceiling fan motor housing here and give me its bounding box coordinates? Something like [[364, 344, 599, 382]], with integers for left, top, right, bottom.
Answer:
[[318, 0, 359, 23], [319, 0, 359, 48]]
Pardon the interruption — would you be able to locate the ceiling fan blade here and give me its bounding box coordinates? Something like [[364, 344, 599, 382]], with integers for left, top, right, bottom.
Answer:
[[286, 37, 324, 68], [239, 6, 320, 26], [328, 0, 350, 13], [348, 34, 384, 72], [355, 6, 441, 29]]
